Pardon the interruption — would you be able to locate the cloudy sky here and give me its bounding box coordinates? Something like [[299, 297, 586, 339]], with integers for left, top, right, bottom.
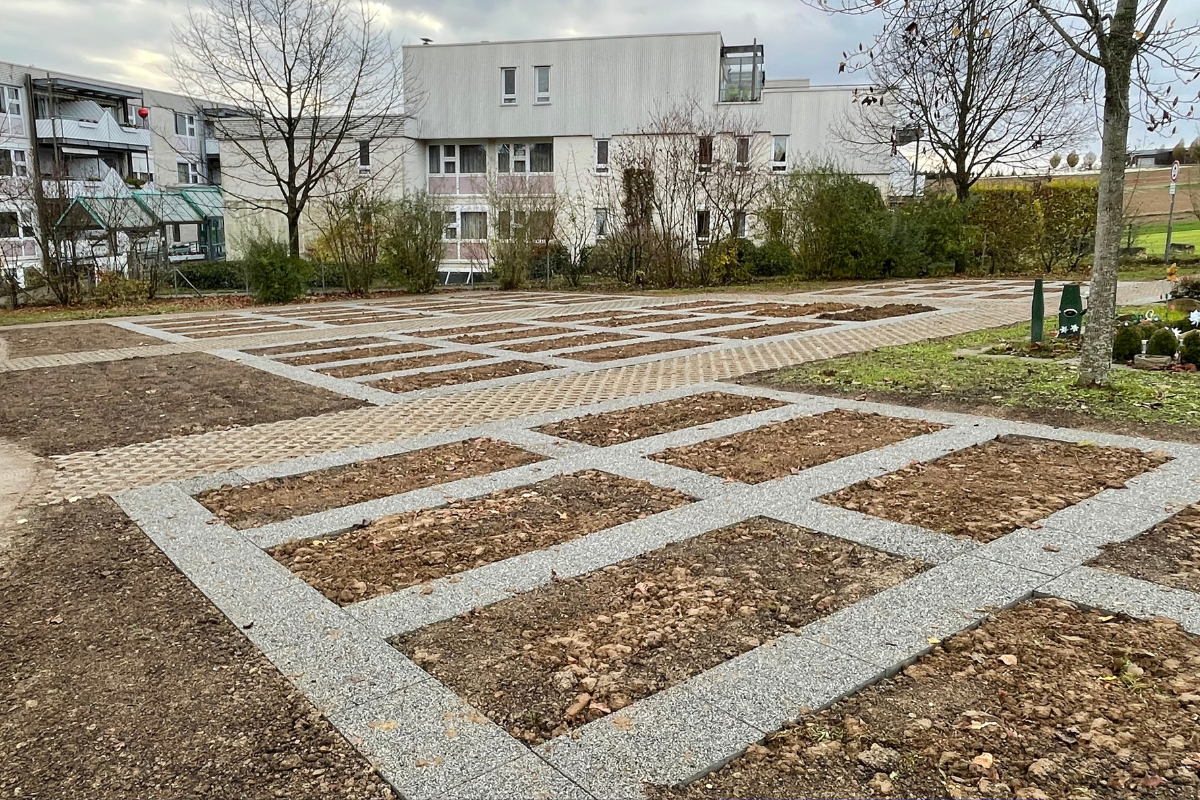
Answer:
[[4, 0, 1199, 149]]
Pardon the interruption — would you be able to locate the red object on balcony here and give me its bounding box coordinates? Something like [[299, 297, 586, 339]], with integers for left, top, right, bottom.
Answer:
[[137, 107, 149, 119]]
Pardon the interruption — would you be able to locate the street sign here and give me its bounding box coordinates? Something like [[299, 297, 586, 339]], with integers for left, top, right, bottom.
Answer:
[[1166, 161, 1181, 260], [1171, 184, 1178, 195], [1172, 160, 1181, 182]]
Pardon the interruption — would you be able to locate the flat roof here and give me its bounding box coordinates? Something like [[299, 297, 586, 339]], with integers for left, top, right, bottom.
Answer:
[[405, 31, 723, 49]]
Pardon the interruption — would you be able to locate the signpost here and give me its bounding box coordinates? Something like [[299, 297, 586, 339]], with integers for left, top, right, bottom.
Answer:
[[1165, 160, 1180, 262]]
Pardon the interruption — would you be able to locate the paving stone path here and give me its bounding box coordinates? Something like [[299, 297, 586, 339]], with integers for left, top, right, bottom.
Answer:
[[14, 279, 1196, 799]]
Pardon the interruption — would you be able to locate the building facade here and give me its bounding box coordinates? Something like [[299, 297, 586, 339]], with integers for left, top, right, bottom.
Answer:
[[0, 61, 224, 279]]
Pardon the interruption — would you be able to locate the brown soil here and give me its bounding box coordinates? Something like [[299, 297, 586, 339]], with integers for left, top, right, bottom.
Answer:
[[197, 438, 545, 529], [537, 391, 786, 447], [655, 600, 1200, 800], [535, 312, 613, 323], [1091, 504, 1200, 592], [318, 349, 483, 379], [246, 337, 391, 357], [823, 435, 1169, 543], [716, 302, 858, 318], [742, 380, 1200, 446], [0, 353, 365, 457], [583, 313, 690, 327], [396, 518, 925, 745], [187, 323, 311, 338], [638, 317, 758, 334], [369, 359, 555, 393], [818, 303, 937, 321], [503, 332, 634, 353], [710, 321, 835, 339], [146, 314, 250, 330], [409, 322, 518, 338], [0, 498, 391, 800], [654, 301, 732, 311], [1, 323, 163, 358], [277, 341, 432, 367], [650, 409, 943, 484], [270, 471, 692, 604], [450, 326, 574, 345], [565, 339, 702, 362], [326, 313, 417, 326]]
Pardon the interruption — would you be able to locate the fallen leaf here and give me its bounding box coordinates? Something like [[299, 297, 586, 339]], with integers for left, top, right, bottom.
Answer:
[[999, 654, 1018, 666], [972, 753, 994, 769], [369, 720, 398, 731]]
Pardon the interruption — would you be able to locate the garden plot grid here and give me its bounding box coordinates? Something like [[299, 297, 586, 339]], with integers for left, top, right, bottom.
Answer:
[[111, 381, 1200, 800]]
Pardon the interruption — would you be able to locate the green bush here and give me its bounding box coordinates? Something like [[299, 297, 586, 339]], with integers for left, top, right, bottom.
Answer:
[[1181, 331, 1200, 365], [1032, 182, 1097, 273], [1111, 324, 1143, 362], [746, 239, 794, 277], [176, 260, 246, 291], [380, 193, 444, 294], [243, 233, 310, 303], [968, 187, 1038, 273], [1146, 327, 1179, 357]]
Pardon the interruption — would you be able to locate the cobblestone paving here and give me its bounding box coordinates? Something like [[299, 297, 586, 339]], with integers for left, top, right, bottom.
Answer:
[[10, 281, 1157, 502], [111, 381, 1200, 800]]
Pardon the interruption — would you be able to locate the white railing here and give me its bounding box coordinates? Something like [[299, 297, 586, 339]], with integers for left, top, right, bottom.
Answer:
[[36, 116, 151, 149]]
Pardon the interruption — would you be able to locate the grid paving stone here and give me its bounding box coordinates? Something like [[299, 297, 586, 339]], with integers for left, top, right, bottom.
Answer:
[[1040, 567, 1200, 635]]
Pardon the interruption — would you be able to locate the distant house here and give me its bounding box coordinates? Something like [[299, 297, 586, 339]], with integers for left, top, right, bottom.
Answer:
[[1127, 148, 1175, 168]]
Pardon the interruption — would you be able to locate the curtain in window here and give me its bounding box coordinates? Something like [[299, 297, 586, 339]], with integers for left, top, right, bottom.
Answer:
[[530, 142, 553, 173], [461, 211, 488, 239], [459, 144, 487, 174]]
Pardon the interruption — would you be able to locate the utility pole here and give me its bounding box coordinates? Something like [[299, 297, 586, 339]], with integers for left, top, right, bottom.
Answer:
[[1164, 160, 1180, 262], [23, 73, 50, 274]]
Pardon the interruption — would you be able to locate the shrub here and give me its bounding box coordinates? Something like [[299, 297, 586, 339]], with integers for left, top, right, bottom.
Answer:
[[1146, 327, 1179, 357], [243, 232, 310, 303], [1031, 182, 1097, 273], [968, 187, 1039, 273], [1181, 331, 1200, 365], [176, 260, 246, 291], [379, 193, 444, 294], [94, 271, 150, 306], [1111, 324, 1143, 362], [310, 191, 390, 295], [746, 239, 794, 277]]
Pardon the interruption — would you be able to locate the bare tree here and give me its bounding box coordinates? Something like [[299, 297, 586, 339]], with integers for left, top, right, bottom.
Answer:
[[172, 0, 413, 258], [1028, 0, 1200, 386], [827, 0, 1084, 202]]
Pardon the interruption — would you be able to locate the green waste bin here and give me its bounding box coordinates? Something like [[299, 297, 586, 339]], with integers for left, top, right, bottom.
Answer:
[[1058, 284, 1084, 338]]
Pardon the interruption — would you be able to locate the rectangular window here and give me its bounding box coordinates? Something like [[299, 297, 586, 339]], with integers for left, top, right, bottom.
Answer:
[[736, 137, 750, 168], [696, 209, 710, 240], [734, 211, 747, 239], [461, 210, 488, 240], [771, 135, 787, 171], [530, 142, 553, 173], [171, 223, 182, 243], [358, 140, 371, 168], [0, 212, 17, 239], [594, 208, 609, 238], [534, 66, 551, 103], [443, 211, 458, 240], [4, 87, 21, 116], [459, 144, 486, 174], [174, 112, 196, 137], [428, 144, 441, 175], [11, 150, 27, 177], [0, 150, 10, 176], [594, 139, 609, 173], [177, 161, 199, 184], [497, 143, 510, 173], [698, 136, 713, 171], [497, 209, 512, 239], [501, 67, 517, 105], [443, 144, 456, 174]]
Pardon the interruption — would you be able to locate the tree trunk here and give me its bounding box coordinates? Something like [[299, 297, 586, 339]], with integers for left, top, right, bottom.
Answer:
[[1076, 0, 1136, 388], [287, 205, 302, 259]]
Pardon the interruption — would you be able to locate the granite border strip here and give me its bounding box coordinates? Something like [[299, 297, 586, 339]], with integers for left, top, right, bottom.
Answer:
[[1040, 566, 1200, 634]]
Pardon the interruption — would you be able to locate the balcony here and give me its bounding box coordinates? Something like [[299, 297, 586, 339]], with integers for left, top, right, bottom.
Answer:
[[36, 115, 151, 151]]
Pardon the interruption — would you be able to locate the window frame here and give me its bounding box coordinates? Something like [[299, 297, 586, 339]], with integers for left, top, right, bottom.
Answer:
[[176, 160, 200, 185], [696, 209, 711, 241], [442, 144, 457, 174], [594, 207, 609, 239], [771, 135, 787, 172], [458, 143, 487, 175], [0, 210, 19, 239], [501, 67, 517, 105], [734, 211, 748, 239], [428, 144, 441, 175], [459, 210, 488, 241], [443, 210, 458, 241], [174, 112, 196, 138], [735, 136, 750, 169], [533, 66, 551, 104], [3, 86, 22, 117], [496, 142, 552, 174], [0, 148, 25, 178], [594, 138, 609, 174], [698, 136, 713, 172], [358, 140, 371, 169]]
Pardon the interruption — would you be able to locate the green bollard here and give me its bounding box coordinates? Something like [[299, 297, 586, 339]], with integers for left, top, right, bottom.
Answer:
[[1031, 279, 1044, 345], [1058, 284, 1084, 338]]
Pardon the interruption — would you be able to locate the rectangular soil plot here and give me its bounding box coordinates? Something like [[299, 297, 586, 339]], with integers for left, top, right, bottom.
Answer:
[[503, 331, 634, 353], [317, 349, 483, 379], [636, 317, 758, 334], [650, 409, 943, 484], [822, 435, 1169, 543], [565, 339, 700, 362], [368, 359, 555, 393], [652, 600, 1200, 800], [706, 302, 858, 318], [395, 518, 925, 745], [1089, 504, 1200, 592], [537, 391, 786, 447], [583, 313, 689, 327], [409, 322, 522, 338], [708, 320, 834, 339], [449, 326, 574, 345], [817, 303, 936, 321], [196, 437, 545, 529], [269, 471, 692, 604], [276, 341, 431, 366], [245, 336, 390, 357]]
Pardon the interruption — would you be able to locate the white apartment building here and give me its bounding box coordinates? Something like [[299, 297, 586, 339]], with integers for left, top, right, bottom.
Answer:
[[0, 61, 225, 278], [398, 32, 892, 276]]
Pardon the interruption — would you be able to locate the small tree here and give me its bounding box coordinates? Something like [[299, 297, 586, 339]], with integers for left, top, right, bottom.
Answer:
[[1049, 153, 1062, 170], [1066, 152, 1080, 169], [379, 192, 443, 294], [310, 186, 391, 295]]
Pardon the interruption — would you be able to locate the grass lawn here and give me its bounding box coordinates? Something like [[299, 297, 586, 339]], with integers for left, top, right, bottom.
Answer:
[[754, 321, 1200, 442], [1135, 219, 1200, 254]]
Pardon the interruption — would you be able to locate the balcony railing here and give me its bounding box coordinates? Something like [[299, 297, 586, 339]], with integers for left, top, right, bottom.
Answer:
[[36, 116, 151, 150]]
